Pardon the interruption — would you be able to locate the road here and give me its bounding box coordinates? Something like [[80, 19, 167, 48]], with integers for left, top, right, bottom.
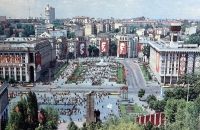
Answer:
[[8, 58, 161, 95]]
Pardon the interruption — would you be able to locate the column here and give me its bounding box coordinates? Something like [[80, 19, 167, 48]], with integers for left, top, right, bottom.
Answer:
[[3, 67, 5, 79], [20, 67, 22, 81], [8, 67, 11, 79], [14, 66, 17, 81]]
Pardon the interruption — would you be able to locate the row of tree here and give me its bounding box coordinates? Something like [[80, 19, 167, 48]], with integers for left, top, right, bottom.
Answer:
[[6, 91, 59, 130]]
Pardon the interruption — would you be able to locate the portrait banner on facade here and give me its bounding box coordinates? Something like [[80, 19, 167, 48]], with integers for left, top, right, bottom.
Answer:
[[179, 53, 187, 75], [35, 53, 42, 72], [187, 53, 194, 74], [100, 40, 108, 53], [78, 42, 86, 55], [194, 53, 200, 75], [156, 52, 160, 72], [118, 42, 127, 55]]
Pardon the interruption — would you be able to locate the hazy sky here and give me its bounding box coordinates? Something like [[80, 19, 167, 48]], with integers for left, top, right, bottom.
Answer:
[[1, 0, 200, 19]]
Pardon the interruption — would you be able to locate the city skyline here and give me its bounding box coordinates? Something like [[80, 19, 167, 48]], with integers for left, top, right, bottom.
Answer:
[[0, 0, 200, 19]]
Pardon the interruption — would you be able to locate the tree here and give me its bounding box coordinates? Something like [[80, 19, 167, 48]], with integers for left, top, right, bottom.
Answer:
[[142, 45, 150, 62], [109, 41, 117, 56], [0, 25, 4, 35], [67, 121, 78, 130], [163, 89, 174, 101], [146, 94, 156, 104], [8, 77, 15, 84], [185, 32, 200, 45], [138, 89, 145, 98]]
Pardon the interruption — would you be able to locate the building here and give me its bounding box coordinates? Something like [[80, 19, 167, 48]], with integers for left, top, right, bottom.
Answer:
[[0, 37, 54, 82], [45, 4, 55, 24], [67, 38, 78, 59], [35, 24, 46, 37], [97, 34, 110, 57], [0, 82, 9, 130], [84, 23, 97, 36], [148, 23, 200, 85], [115, 34, 138, 58], [72, 16, 89, 25], [55, 37, 67, 60]]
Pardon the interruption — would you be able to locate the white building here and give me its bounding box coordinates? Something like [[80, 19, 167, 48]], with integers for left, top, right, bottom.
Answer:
[[148, 23, 200, 85], [35, 24, 46, 37], [0, 38, 54, 82], [45, 4, 55, 24], [115, 34, 138, 58]]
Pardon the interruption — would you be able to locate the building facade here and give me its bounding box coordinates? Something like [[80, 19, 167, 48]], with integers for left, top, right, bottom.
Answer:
[[115, 34, 138, 58], [0, 38, 53, 82], [35, 24, 46, 37], [148, 23, 200, 85]]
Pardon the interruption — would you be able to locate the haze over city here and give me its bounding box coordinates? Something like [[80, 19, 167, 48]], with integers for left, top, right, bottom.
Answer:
[[1, 0, 200, 19]]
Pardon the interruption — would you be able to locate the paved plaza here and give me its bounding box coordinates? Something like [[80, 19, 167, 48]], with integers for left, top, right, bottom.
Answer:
[[8, 57, 160, 129]]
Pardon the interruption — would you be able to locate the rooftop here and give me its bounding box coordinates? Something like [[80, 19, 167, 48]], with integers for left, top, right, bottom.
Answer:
[[0, 82, 8, 94], [149, 40, 200, 52]]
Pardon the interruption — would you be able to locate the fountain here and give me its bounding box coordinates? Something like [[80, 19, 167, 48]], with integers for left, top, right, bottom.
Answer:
[[96, 58, 107, 66]]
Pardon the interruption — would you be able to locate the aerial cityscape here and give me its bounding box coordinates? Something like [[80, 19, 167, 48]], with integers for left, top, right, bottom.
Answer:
[[0, 1, 200, 130]]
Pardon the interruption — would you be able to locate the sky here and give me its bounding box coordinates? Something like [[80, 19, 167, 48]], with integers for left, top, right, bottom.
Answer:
[[0, 0, 200, 19]]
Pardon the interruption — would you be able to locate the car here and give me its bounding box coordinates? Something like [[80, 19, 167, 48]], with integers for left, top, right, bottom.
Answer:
[[50, 86, 56, 89], [39, 89, 45, 92], [57, 86, 61, 88]]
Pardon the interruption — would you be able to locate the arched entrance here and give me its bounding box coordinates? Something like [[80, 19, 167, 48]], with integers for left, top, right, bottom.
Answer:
[[29, 66, 34, 82]]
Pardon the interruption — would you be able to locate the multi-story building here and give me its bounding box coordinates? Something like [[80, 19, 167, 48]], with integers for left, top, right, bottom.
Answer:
[[97, 34, 110, 57], [45, 4, 55, 24], [148, 23, 200, 85], [72, 16, 89, 25], [0, 82, 9, 130], [115, 34, 138, 58], [85, 23, 97, 36], [55, 37, 67, 60], [0, 37, 54, 82], [67, 38, 78, 59], [35, 24, 46, 37]]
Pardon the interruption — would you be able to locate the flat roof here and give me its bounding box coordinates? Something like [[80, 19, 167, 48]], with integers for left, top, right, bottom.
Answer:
[[149, 40, 200, 53]]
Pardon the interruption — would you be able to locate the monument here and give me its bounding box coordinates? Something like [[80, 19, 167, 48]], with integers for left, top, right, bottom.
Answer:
[[86, 90, 96, 125], [96, 58, 107, 66]]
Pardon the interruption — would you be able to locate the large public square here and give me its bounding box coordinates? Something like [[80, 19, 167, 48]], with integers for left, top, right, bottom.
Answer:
[[8, 57, 161, 129]]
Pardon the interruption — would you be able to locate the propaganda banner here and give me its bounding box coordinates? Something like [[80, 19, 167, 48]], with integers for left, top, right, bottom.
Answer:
[[35, 53, 42, 72], [118, 42, 127, 55], [156, 52, 160, 72], [100, 40, 108, 53], [179, 53, 187, 75], [78, 42, 86, 55]]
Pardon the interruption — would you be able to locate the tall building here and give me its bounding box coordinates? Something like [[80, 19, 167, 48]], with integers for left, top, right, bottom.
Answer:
[[45, 4, 55, 24]]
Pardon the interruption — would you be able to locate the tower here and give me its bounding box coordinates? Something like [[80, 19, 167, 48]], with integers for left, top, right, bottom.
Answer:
[[45, 4, 55, 24], [169, 23, 181, 48]]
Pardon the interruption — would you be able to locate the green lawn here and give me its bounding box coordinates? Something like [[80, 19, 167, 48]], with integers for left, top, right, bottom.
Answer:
[[53, 63, 67, 78], [140, 66, 151, 81], [119, 104, 126, 115], [133, 103, 148, 115], [72, 67, 84, 77], [116, 64, 125, 84]]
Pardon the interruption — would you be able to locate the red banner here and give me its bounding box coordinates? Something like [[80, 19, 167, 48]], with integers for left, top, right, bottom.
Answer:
[[138, 44, 142, 52], [118, 42, 127, 55], [0, 55, 22, 63], [35, 53, 42, 72], [156, 52, 160, 72], [100, 40, 108, 53], [78, 42, 86, 55]]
